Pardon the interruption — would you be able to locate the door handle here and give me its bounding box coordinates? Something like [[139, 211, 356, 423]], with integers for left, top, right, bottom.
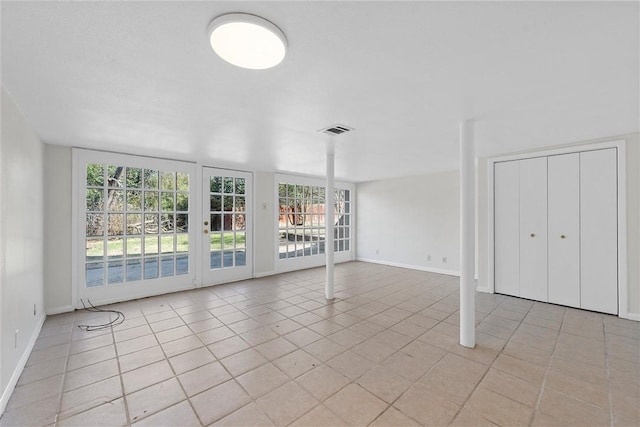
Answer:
[[203, 229, 208, 234], [561, 235, 566, 239], [204, 221, 209, 226], [530, 233, 535, 238]]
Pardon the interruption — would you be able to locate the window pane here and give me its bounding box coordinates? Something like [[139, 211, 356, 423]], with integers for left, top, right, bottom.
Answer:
[[161, 192, 174, 211], [86, 214, 104, 236], [235, 178, 245, 194], [86, 189, 104, 211], [235, 250, 246, 267], [87, 164, 104, 187], [176, 255, 188, 274], [144, 235, 158, 255], [126, 214, 142, 234], [211, 214, 222, 231], [236, 232, 246, 249], [223, 177, 234, 193], [234, 214, 246, 231], [144, 258, 159, 279], [161, 214, 175, 233], [210, 176, 222, 193], [144, 213, 159, 234], [107, 238, 124, 259], [126, 237, 142, 257], [223, 214, 233, 231], [235, 196, 245, 212], [86, 239, 104, 261], [176, 214, 188, 232], [223, 196, 233, 211], [107, 166, 124, 188], [160, 235, 174, 254], [144, 170, 158, 189], [107, 190, 124, 211], [161, 256, 174, 277], [86, 263, 104, 287], [210, 195, 221, 212], [223, 252, 233, 267], [126, 190, 142, 211], [176, 234, 188, 253], [126, 259, 142, 281], [107, 261, 123, 284], [108, 214, 124, 236], [161, 172, 175, 190], [144, 192, 159, 211], [222, 233, 234, 250], [177, 173, 189, 191], [176, 193, 189, 212], [126, 167, 142, 188]]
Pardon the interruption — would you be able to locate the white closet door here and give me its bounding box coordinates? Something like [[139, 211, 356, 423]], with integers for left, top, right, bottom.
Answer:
[[519, 157, 548, 302], [547, 153, 580, 308], [495, 161, 520, 296], [580, 148, 618, 314]]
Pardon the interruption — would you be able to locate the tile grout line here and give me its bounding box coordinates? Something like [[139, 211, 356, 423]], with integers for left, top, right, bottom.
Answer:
[[109, 311, 133, 427], [448, 297, 536, 426], [527, 305, 566, 426]]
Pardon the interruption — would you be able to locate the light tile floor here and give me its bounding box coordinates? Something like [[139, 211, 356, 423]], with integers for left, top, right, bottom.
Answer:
[[1, 262, 638, 426]]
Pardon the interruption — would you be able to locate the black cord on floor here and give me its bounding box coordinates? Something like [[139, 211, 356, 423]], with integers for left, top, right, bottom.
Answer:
[[77, 299, 126, 331]]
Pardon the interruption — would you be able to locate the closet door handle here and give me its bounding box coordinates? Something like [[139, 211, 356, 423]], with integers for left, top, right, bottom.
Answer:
[[530, 233, 535, 238], [561, 234, 566, 239]]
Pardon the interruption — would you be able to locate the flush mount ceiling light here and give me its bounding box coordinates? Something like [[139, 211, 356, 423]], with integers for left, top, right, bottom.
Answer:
[[207, 13, 287, 70]]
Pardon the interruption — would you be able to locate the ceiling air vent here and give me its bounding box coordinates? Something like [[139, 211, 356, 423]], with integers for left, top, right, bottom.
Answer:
[[319, 124, 354, 136]]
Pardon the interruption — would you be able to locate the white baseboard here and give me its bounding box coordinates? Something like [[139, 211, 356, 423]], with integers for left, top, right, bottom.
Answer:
[[45, 304, 75, 315], [619, 311, 639, 322], [356, 257, 460, 277], [254, 271, 277, 279], [0, 314, 46, 415]]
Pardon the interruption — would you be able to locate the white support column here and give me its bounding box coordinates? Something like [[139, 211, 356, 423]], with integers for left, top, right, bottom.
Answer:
[[325, 139, 336, 300], [460, 119, 476, 348]]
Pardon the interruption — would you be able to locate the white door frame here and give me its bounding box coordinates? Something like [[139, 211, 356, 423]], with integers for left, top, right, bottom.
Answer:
[[486, 139, 629, 319]]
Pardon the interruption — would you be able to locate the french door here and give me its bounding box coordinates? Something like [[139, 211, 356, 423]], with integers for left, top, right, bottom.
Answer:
[[74, 149, 197, 306], [201, 167, 253, 285]]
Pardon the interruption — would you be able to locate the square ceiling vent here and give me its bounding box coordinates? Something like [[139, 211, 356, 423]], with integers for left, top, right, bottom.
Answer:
[[318, 124, 354, 136]]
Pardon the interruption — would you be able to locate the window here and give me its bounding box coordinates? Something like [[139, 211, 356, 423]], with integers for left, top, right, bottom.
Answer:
[[277, 181, 352, 260], [84, 164, 189, 287]]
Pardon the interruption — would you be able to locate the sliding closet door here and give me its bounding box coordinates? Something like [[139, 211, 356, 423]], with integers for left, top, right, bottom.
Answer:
[[580, 148, 618, 314], [547, 153, 580, 308], [519, 157, 548, 302], [494, 161, 520, 296]]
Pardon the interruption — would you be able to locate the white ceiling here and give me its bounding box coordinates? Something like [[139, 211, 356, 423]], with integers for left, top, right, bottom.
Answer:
[[1, 1, 638, 182]]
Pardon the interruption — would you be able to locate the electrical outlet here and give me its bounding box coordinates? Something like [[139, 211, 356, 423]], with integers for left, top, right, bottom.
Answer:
[[427, 254, 431, 261], [375, 249, 379, 255], [442, 257, 447, 263], [33, 304, 36, 316], [14, 330, 19, 348]]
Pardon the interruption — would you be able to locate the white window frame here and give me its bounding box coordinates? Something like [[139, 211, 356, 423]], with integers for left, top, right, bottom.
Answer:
[[274, 173, 355, 273]]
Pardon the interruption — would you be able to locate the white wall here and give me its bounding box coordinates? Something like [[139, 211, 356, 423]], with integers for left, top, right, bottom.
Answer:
[[0, 87, 46, 413], [254, 172, 276, 276], [356, 170, 460, 276], [43, 145, 73, 314]]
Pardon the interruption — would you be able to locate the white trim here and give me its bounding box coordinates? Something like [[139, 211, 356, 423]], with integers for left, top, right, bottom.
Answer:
[[0, 314, 46, 415], [487, 139, 630, 319], [254, 270, 277, 278], [356, 257, 460, 277], [45, 305, 75, 316]]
